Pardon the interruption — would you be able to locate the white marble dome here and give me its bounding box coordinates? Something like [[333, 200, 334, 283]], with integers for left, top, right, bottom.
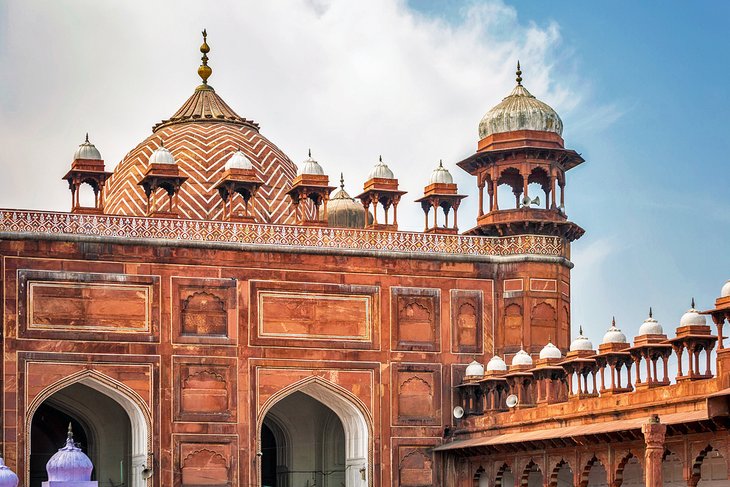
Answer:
[[569, 326, 594, 351], [429, 160, 453, 184], [721, 280, 730, 298], [680, 299, 707, 327], [638, 308, 664, 335], [511, 349, 533, 367], [73, 134, 102, 160], [465, 360, 484, 377], [539, 341, 562, 360], [297, 152, 325, 176], [478, 63, 563, 140], [46, 426, 93, 482], [368, 156, 395, 179], [486, 355, 507, 372], [149, 144, 176, 165], [225, 150, 253, 170], [602, 318, 627, 344], [0, 457, 18, 487]]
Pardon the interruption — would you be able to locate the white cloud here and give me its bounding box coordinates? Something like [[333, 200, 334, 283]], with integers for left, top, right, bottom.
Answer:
[[0, 0, 578, 230]]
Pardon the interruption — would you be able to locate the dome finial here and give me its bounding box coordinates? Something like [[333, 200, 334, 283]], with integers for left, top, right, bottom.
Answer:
[[84, 133, 89, 143], [691, 297, 695, 309], [340, 172, 345, 190], [308, 148, 312, 158], [612, 316, 616, 327], [579, 325, 583, 335], [649, 307, 653, 318], [197, 29, 213, 87], [516, 60, 522, 86], [66, 422, 74, 445]]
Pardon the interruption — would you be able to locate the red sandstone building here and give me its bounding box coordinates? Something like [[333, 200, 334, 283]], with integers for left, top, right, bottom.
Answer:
[[1, 34, 729, 487]]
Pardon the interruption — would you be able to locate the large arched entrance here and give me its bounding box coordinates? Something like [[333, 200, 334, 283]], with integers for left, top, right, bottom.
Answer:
[[27, 372, 151, 487], [258, 379, 370, 487]]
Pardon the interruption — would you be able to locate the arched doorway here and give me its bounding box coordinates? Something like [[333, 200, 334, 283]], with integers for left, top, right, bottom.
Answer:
[[258, 379, 370, 487], [27, 372, 151, 487]]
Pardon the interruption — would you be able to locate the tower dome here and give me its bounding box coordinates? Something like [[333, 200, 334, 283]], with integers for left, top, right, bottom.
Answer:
[[486, 355, 507, 372], [149, 144, 176, 165], [539, 340, 562, 360], [46, 424, 94, 482], [225, 150, 253, 170], [680, 299, 707, 327], [478, 62, 563, 139], [367, 156, 395, 179], [465, 360, 484, 377], [569, 326, 594, 351], [429, 160, 453, 184], [104, 32, 298, 224], [73, 134, 102, 161], [638, 308, 664, 335], [297, 151, 326, 176], [323, 174, 371, 229], [602, 318, 627, 344], [511, 349, 533, 367], [721, 280, 730, 298]]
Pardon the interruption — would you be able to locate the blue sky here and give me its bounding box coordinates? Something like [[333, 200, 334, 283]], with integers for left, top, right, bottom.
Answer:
[[0, 0, 727, 346]]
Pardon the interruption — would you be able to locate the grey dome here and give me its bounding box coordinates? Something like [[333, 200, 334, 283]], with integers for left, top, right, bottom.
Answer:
[[368, 156, 394, 179], [478, 63, 563, 139], [73, 134, 102, 160], [225, 150, 253, 170], [323, 175, 370, 229], [429, 160, 453, 184], [297, 151, 325, 176], [149, 144, 176, 165]]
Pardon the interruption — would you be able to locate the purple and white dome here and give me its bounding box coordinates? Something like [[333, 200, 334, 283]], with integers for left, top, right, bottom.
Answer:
[[46, 425, 93, 482], [0, 457, 18, 487]]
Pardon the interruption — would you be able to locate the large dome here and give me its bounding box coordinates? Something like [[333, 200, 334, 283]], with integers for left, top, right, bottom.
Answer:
[[478, 62, 563, 139], [104, 36, 298, 224]]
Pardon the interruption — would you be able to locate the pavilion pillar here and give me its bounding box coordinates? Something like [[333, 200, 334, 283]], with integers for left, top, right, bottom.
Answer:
[[642, 415, 667, 487]]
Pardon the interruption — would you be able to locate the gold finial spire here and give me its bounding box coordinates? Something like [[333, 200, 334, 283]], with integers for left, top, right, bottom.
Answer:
[[197, 29, 213, 88], [516, 60, 522, 86]]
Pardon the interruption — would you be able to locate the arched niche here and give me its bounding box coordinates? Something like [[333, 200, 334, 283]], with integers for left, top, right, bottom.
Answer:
[[257, 377, 372, 487], [26, 370, 152, 487]]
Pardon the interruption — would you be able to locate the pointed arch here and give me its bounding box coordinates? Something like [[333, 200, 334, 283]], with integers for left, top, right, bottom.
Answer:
[[615, 451, 643, 486], [495, 462, 514, 487], [549, 459, 573, 487], [26, 369, 152, 487], [257, 376, 372, 486]]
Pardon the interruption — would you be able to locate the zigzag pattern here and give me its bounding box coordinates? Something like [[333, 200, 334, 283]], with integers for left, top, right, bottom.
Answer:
[[104, 122, 299, 224]]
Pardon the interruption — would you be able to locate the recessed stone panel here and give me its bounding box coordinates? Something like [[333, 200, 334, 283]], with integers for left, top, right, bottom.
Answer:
[[392, 287, 440, 352], [174, 357, 237, 422], [174, 435, 237, 487], [392, 363, 441, 425], [172, 277, 237, 345], [397, 447, 434, 487], [451, 290, 484, 354]]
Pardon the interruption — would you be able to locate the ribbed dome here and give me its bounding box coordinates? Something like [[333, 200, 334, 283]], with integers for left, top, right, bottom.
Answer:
[[149, 144, 176, 165], [225, 150, 253, 170], [511, 349, 533, 366], [0, 457, 18, 487], [429, 160, 453, 184], [368, 156, 395, 179], [602, 318, 627, 344], [298, 152, 325, 176], [570, 326, 594, 352], [46, 425, 93, 482], [486, 355, 507, 372], [680, 299, 706, 327], [73, 134, 102, 161], [323, 175, 371, 229], [539, 341, 562, 360], [465, 360, 484, 377], [478, 63, 563, 139], [638, 308, 664, 335], [722, 280, 730, 298]]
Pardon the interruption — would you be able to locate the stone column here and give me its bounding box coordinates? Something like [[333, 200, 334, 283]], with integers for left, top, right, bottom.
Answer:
[[641, 415, 666, 487]]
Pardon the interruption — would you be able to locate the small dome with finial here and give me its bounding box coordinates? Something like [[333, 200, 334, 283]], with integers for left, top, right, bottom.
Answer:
[[478, 61, 563, 139], [511, 348, 533, 367], [324, 174, 371, 229], [569, 326, 594, 351], [45, 423, 94, 482], [73, 134, 102, 161], [638, 308, 664, 335], [486, 355, 507, 372], [465, 360, 484, 378], [297, 150, 325, 176], [429, 160, 453, 184], [368, 155, 395, 179], [602, 317, 627, 344], [148, 142, 176, 165], [539, 339, 562, 359], [721, 280, 730, 298], [225, 150, 253, 170], [0, 457, 19, 487], [680, 298, 707, 327]]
